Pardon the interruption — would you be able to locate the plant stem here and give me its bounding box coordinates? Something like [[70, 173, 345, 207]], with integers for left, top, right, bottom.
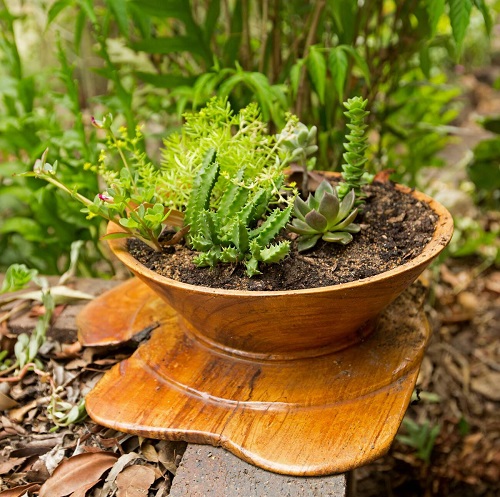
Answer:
[[258, 0, 270, 74], [294, 0, 325, 118]]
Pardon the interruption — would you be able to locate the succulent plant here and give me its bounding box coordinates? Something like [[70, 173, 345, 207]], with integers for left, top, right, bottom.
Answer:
[[287, 180, 360, 252], [185, 149, 293, 277], [278, 121, 318, 197], [338, 97, 370, 202]]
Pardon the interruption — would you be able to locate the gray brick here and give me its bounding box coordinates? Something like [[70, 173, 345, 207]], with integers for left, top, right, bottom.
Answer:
[[170, 445, 346, 497]]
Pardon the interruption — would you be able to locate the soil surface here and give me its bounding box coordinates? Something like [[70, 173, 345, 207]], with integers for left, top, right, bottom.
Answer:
[[129, 180, 438, 291]]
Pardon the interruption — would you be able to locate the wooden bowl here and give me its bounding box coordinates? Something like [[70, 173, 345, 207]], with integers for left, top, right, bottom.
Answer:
[[105, 185, 453, 359]]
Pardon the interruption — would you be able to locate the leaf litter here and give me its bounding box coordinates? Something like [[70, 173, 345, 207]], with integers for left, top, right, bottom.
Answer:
[[0, 276, 185, 497]]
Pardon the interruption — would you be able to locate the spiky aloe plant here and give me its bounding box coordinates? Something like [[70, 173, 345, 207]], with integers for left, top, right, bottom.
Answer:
[[338, 97, 370, 202], [287, 180, 360, 252], [185, 149, 293, 277]]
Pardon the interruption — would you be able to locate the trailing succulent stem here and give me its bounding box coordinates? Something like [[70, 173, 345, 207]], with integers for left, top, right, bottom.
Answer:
[[26, 124, 183, 252], [288, 180, 360, 252], [338, 97, 370, 202], [186, 150, 292, 277]]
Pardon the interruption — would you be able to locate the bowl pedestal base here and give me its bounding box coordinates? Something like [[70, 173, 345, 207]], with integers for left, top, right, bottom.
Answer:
[[78, 277, 430, 476]]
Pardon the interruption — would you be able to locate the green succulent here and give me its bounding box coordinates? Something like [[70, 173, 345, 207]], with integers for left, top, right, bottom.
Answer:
[[185, 149, 293, 277], [288, 180, 360, 252], [278, 121, 318, 198], [278, 122, 318, 162], [338, 97, 371, 202]]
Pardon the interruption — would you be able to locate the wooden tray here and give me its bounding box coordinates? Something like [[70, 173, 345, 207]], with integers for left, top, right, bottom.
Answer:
[[78, 278, 430, 476]]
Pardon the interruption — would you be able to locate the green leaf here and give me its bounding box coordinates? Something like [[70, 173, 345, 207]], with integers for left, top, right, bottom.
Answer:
[[204, 0, 221, 41], [131, 36, 207, 58], [119, 217, 139, 229], [0, 217, 46, 241], [245, 257, 261, 277], [1, 264, 38, 294], [74, 8, 86, 51], [306, 47, 327, 104], [259, 241, 290, 263], [105, 0, 130, 36], [329, 0, 357, 44], [427, 0, 445, 36], [305, 210, 328, 232], [473, 0, 492, 34], [129, 0, 192, 20], [222, 0, 243, 65], [290, 60, 304, 98], [478, 116, 500, 134], [76, 0, 97, 24], [340, 45, 371, 86], [328, 47, 348, 100], [297, 234, 321, 252], [47, 0, 73, 25], [420, 45, 431, 78], [449, 0, 473, 53], [101, 232, 132, 241], [322, 231, 353, 244], [136, 72, 196, 89]]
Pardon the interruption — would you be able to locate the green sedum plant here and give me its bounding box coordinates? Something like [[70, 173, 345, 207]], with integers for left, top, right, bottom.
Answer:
[[338, 97, 371, 202], [185, 149, 293, 277], [288, 181, 360, 253]]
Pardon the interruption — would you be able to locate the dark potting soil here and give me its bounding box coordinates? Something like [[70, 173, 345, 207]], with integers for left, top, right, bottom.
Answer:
[[128, 181, 438, 291]]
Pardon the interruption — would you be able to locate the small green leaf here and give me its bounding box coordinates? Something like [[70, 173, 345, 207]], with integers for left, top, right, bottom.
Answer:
[[0, 218, 46, 241], [259, 241, 290, 263], [245, 257, 261, 277], [305, 210, 328, 232], [1, 264, 39, 294], [427, 0, 445, 36], [105, 0, 130, 36], [47, 0, 72, 25], [340, 46, 371, 86], [322, 231, 353, 244], [319, 192, 340, 222], [101, 232, 132, 241], [328, 47, 348, 100], [131, 36, 207, 58], [297, 234, 321, 252], [449, 0, 473, 53], [307, 47, 327, 104], [290, 60, 304, 98]]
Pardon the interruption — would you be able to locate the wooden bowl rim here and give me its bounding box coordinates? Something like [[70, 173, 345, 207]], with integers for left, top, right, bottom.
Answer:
[[107, 183, 454, 297]]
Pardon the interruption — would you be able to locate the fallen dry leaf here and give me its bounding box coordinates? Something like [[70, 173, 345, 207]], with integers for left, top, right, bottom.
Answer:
[[116, 465, 156, 497], [100, 452, 142, 496], [156, 441, 185, 475], [373, 168, 395, 182], [0, 483, 40, 496], [140, 442, 159, 462], [0, 391, 18, 411], [0, 457, 27, 475], [471, 371, 500, 401], [69, 478, 102, 497], [54, 341, 82, 360], [8, 399, 38, 423], [38, 451, 118, 497]]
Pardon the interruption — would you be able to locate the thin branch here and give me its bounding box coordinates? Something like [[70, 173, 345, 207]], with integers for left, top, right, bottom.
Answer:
[[258, 0, 270, 74], [294, 0, 326, 118]]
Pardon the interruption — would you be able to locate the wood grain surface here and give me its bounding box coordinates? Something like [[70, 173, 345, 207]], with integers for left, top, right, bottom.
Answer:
[[81, 280, 430, 475], [78, 185, 452, 475]]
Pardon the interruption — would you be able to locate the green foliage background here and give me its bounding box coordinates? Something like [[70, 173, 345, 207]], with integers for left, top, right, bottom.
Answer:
[[0, 0, 496, 275]]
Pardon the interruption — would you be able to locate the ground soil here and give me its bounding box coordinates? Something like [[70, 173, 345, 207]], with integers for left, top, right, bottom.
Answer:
[[129, 180, 438, 291]]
